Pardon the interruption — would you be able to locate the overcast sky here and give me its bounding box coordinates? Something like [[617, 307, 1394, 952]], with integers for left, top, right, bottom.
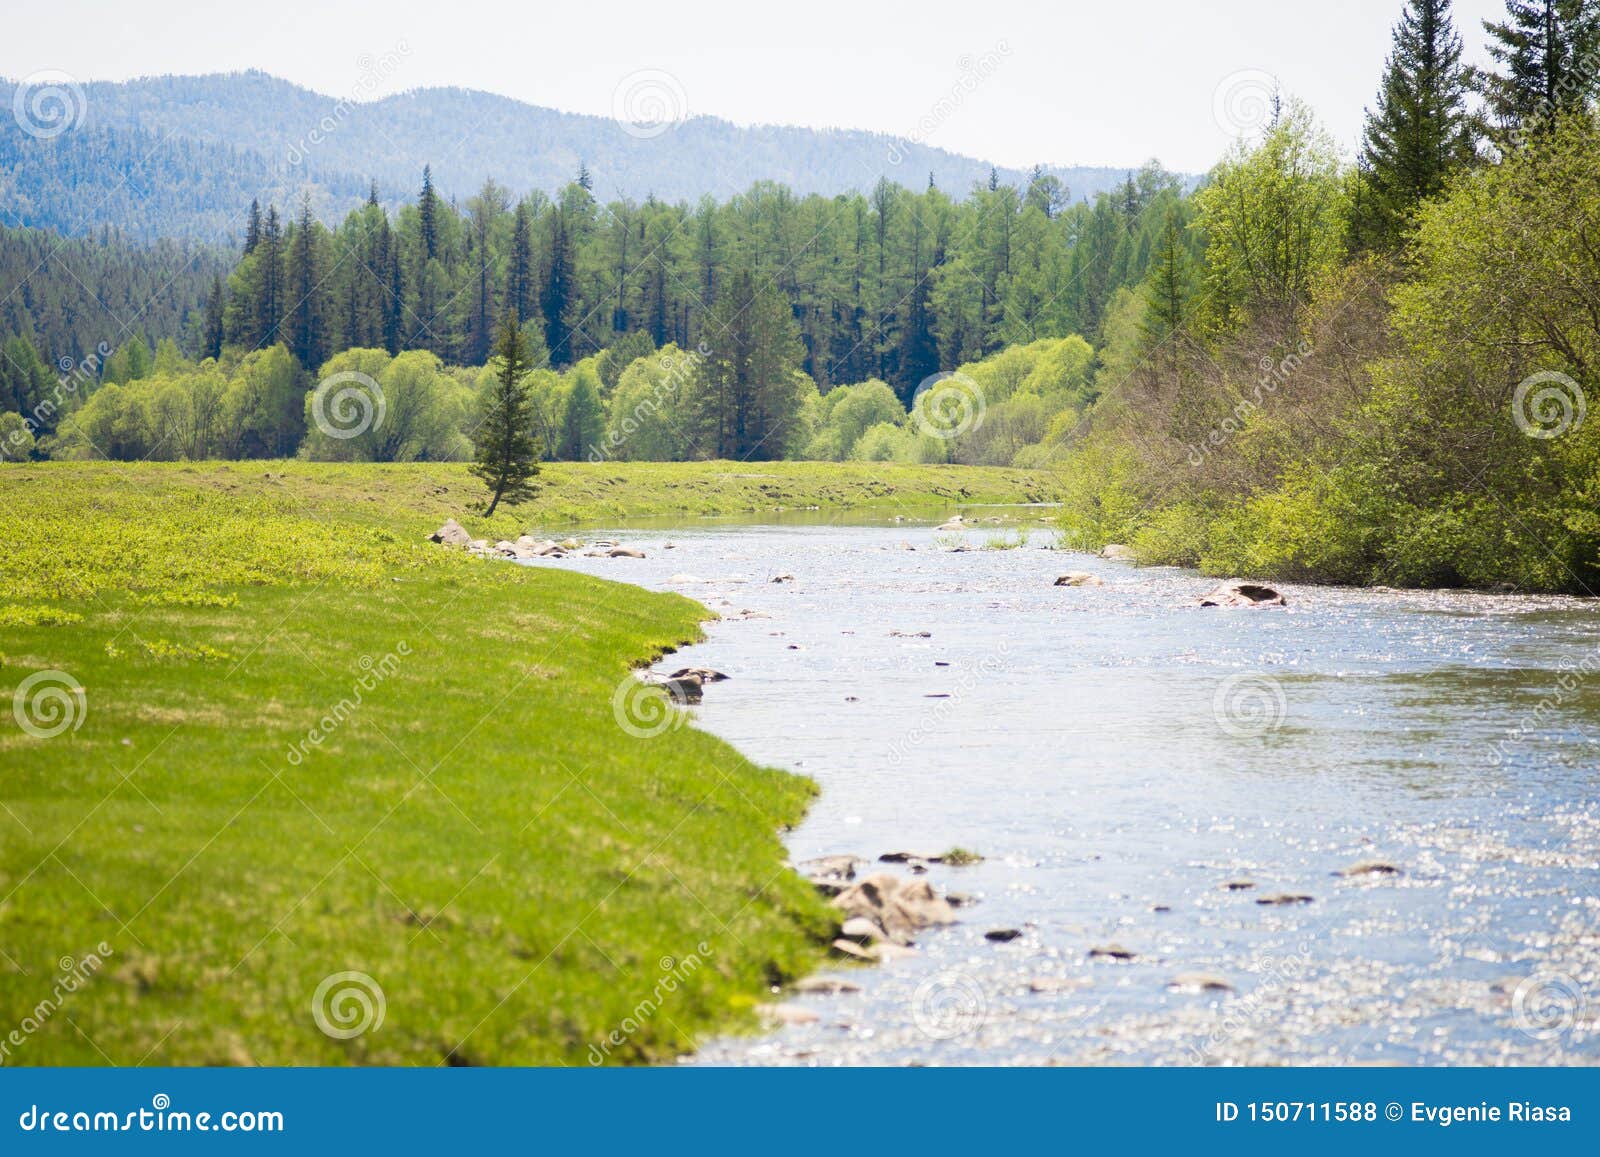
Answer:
[[3, 0, 1509, 172]]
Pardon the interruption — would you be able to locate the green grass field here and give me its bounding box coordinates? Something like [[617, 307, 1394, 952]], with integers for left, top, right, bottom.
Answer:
[[0, 460, 1048, 1065]]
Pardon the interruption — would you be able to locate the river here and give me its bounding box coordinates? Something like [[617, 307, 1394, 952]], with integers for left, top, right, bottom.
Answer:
[[521, 510, 1600, 1066]]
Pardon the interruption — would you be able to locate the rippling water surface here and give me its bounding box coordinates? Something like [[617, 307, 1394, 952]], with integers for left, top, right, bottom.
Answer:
[[524, 511, 1600, 1066]]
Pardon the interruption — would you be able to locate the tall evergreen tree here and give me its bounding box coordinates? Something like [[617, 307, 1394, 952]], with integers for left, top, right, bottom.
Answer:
[[1478, 0, 1600, 134], [1358, 0, 1476, 247], [541, 209, 575, 364], [285, 195, 327, 371], [507, 201, 536, 324], [419, 165, 440, 261], [203, 274, 225, 360], [472, 311, 540, 515], [243, 199, 262, 255], [256, 205, 285, 348]]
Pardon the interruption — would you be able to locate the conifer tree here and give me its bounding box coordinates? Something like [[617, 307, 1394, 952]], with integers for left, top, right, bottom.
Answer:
[[1478, 0, 1600, 134], [471, 311, 540, 516], [419, 165, 440, 261], [1358, 0, 1476, 247]]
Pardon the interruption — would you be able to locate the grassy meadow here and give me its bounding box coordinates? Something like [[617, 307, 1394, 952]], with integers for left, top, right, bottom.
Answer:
[[0, 460, 1048, 1064]]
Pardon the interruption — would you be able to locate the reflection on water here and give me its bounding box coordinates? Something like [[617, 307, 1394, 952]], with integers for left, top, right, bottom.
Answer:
[[521, 515, 1600, 1066]]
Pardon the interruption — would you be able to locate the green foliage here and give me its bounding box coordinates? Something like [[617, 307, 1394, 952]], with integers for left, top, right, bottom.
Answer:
[[471, 315, 541, 515], [1194, 102, 1349, 334], [1356, 0, 1476, 248]]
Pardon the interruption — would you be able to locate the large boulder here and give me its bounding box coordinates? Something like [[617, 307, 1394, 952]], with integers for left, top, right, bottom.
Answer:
[[608, 546, 646, 559], [831, 873, 956, 946], [429, 518, 472, 547], [1054, 572, 1104, 587], [1197, 581, 1286, 608], [1100, 544, 1136, 561]]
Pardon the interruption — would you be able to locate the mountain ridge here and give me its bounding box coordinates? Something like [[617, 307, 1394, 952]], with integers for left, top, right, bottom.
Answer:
[[1, 70, 1161, 243]]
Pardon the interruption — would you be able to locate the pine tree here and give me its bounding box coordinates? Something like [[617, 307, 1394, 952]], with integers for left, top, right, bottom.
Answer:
[[507, 201, 535, 324], [203, 274, 225, 360], [471, 311, 540, 516], [244, 199, 262, 255], [285, 195, 326, 371], [1358, 0, 1476, 247], [419, 165, 440, 261], [541, 209, 575, 364], [256, 205, 285, 348], [1478, 0, 1600, 134]]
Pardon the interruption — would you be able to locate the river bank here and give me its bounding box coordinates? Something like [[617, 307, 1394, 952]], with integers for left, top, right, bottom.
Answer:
[[519, 519, 1600, 1066], [0, 462, 1054, 1064]]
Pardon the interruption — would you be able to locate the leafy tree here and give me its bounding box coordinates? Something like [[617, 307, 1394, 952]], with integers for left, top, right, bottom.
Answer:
[[558, 367, 605, 459], [471, 312, 540, 515]]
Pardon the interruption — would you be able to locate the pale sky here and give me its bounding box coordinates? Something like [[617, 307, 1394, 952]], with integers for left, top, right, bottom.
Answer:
[[3, 0, 1508, 172]]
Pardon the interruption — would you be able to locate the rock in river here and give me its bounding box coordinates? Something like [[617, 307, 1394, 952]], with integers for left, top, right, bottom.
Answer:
[[1336, 860, 1402, 878], [1100, 544, 1136, 561], [1054, 572, 1105, 587], [1197, 581, 1287, 608], [1089, 943, 1138, 962], [832, 873, 956, 946]]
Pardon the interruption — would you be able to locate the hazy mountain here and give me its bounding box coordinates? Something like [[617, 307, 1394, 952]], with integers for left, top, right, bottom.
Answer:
[[1, 71, 1148, 242]]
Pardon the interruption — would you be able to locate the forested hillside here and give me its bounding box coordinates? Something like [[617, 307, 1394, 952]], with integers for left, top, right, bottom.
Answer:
[[0, 71, 1138, 240]]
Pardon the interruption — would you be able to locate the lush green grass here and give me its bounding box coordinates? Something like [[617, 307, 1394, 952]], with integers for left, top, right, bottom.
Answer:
[[0, 459, 1053, 1064]]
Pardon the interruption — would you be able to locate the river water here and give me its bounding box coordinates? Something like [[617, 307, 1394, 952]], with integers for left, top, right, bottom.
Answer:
[[521, 511, 1600, 1066]]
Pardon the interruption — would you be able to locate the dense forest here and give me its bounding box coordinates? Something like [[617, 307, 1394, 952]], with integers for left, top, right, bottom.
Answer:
[[5, 0, 1600, 593], [0, 71, 1137, 241]]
